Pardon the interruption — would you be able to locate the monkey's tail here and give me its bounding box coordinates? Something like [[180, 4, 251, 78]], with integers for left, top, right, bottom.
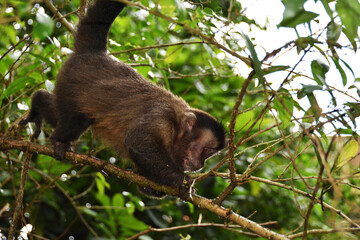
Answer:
[[74, 0, 126, 53]]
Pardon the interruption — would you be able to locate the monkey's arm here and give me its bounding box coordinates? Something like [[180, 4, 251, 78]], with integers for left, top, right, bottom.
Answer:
[[124, 126, 192, 197]]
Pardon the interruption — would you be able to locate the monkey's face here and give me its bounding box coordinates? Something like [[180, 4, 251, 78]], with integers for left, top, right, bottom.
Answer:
[[180, 129, 221, 172]]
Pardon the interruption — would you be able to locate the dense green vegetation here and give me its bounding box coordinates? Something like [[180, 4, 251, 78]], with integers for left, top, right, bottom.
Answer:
[[1, 0, 360, 239]]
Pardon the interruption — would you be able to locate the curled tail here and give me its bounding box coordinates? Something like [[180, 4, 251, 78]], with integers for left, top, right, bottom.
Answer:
[[74, 0, 126, 53]]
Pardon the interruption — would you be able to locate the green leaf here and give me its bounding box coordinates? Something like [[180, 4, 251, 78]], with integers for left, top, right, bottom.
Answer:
[[297, 84, 322, 99], [281, 10, 318, 28], [263, 65, 290, 75], [33, 10, 54, 40], [313, 44, 330, 61], [311, 60, 329, 86], [250, 181, 261, 196], [0, 58, 12, 76], [336, 0, 360, 40], [342, 27, 358, 52], [330, 57, 347, 86], [312, 142, 323, 165], [96, 172, 110, 195], [112, 193, 125, 207], [320, 0, 334, 19], [318, 129, 329, 146], [118, 214, 148, 231], [125, 202, 135, 214], [338, 128, 355, 135], [135, 66, 151, 78], [279, 0, 319, 28], [1, 77, 34, 100], [345, 102, 360, 125], [204, 7, 213, 15], [187, 202, 194, 214], [273, 89, 294, 128], [298, 84, 323, 122], [29, 71, 44, 83], [29, 52, 55, 66], [164, 45, 183, 64], [81, 208, 98, 217], [327, 21, 342, 45], [11, 1, 29, 16], [96, 222, 116, 239], [310, 60, 339, 106], [160, 69, 170, 90], [308, 93, 322, 121], [337, 139, 359, 168], [340, 59, 355, 79], [133, 197, 145, 211], [295, 37, 321, 53], [235, 110, 255, 132], [4, 25, 17, 45], [242, 33, 263, 84], [95, 192, 111, 207], [158, 0, 177, 16]]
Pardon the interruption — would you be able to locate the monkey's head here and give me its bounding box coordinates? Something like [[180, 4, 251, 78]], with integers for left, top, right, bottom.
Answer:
[[173, 110, 226, 172]]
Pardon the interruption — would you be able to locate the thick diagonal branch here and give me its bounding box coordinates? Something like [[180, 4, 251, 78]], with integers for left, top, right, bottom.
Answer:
[[0, 138, 289, 240]]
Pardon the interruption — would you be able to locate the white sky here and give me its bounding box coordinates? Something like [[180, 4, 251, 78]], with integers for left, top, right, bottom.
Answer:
[[235, 0, 360, 133]]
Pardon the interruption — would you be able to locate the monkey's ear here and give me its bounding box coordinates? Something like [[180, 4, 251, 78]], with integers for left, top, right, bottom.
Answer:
[[178, 112, 196, 138]]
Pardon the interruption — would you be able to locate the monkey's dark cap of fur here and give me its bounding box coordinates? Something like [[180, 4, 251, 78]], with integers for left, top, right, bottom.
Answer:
[[194, 110, 226, 150]]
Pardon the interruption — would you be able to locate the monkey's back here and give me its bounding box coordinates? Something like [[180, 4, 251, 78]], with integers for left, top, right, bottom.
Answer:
[[55, 53, 190, 155]]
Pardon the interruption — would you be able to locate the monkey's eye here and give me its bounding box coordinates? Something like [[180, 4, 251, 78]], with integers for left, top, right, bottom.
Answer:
[[203, 147, 216, 157]]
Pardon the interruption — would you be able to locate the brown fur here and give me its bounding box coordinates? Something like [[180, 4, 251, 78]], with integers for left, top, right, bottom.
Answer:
[[57, 53, 190, 156], [20, 0, 226, 198]]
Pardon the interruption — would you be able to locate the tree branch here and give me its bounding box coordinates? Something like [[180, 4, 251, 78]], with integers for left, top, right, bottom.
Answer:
[[114, 0, 252, 66], [42, 0, 75, 33], [7, 144, 31, 240], [214, 172, 360, 229], [0, 138, 289, 240]]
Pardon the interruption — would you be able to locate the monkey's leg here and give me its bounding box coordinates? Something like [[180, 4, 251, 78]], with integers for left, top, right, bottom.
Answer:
[[20, 90, 57, 139], [51, 112, 93, 160], [20, 110, 43, 140]]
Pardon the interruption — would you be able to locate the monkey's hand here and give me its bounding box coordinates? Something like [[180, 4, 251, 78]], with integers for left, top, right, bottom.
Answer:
[[51, 138, 71, 160], [179, 177, 196, 200]]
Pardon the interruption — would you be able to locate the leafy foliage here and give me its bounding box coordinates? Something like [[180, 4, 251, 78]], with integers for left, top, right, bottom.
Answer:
[[1, 0, 360, 239]]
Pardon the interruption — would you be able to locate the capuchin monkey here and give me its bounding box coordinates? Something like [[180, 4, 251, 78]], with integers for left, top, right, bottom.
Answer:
[[20, 0, 226, 198]]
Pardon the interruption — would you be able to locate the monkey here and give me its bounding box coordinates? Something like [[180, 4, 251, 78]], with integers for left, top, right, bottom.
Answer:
[[20, 0, 226, 198]]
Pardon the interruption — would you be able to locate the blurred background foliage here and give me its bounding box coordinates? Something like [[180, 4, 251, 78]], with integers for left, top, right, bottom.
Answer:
[[0, 0, 360, 239]]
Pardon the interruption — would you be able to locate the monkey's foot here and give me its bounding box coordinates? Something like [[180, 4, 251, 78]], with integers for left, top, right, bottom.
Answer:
[[19, 112, 34, 126], [19, 113, 43, 139]]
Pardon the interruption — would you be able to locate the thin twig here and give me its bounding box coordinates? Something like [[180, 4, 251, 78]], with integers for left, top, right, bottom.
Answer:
[[110, 41, 206, 55], [215, 172, 360, 229], [115, 0, 251, 66], [288, 228, 360, 239], [7, 143, 32, 239], [42, 0, 75, 33]]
